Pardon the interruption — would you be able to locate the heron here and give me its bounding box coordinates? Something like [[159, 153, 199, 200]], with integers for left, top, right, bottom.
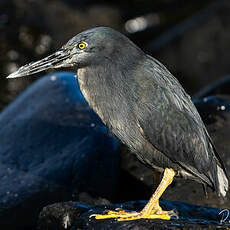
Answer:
[[7, 27, 228, 221]]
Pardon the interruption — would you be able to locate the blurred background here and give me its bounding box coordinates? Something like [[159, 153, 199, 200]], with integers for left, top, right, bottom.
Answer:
[[1, 1, 230, 228], [1, 0, 230, 112]]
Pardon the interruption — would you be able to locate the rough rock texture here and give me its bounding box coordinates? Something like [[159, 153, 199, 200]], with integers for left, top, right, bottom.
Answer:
[[0, 73, 119, 229], [38, 200, 230, 230]]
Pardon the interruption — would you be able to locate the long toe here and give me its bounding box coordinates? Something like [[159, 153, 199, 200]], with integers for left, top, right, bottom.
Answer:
[[91, 210, 139, 220], [117, 211, 172, 221], [91, 209, 177, 221]]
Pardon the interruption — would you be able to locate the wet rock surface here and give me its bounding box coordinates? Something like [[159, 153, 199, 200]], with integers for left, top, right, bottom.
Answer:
[[38, 200, 230, 230], [0, 73, 119, 229]]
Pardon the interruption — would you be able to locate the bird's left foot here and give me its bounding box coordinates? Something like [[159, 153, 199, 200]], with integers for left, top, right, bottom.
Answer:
[[91, 168, 178, 222], [90, 208, 177, 221]]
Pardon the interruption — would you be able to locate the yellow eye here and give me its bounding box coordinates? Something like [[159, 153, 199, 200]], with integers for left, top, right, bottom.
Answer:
[[78, 42, 87, 50]]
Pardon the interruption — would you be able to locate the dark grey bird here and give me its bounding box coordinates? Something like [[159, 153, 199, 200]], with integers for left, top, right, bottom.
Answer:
[[7, 27, 228, 221]]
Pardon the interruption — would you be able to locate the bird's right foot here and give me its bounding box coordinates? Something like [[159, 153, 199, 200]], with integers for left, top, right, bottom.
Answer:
[[90, 208, 177, 221], [91, 168, 178, 222]]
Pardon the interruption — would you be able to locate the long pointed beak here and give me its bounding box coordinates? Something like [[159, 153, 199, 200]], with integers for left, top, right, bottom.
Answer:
[[7, 48, 73, 79]]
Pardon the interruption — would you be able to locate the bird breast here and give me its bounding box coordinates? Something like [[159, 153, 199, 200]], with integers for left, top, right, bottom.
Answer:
[[77, 67, 141, 148], [77, 69, 106, 124]]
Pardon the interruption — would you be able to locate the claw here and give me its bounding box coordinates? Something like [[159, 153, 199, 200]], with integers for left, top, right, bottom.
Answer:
[[90, 168, 178, 222], [91, 209, 176, 221]]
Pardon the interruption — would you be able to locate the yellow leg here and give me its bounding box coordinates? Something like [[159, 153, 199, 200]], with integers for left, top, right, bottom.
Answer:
[[91, 168, 177, 221]]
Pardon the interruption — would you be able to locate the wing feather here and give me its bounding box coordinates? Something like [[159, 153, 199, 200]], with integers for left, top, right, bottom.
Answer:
[[132, 55, 227, 193], [137, 87, 212, 174], [134, 57, 221, 185]]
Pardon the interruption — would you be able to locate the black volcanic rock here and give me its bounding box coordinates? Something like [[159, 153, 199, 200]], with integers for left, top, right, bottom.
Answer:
[[0, 73, 119, 230], [37, 200, 230, 230]]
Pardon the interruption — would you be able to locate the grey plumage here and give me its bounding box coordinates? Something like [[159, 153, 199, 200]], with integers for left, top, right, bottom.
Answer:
[[7, 26, 229, 197]]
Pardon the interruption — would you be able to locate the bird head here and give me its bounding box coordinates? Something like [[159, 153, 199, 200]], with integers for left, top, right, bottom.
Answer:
[[7, 27, 141, 79]]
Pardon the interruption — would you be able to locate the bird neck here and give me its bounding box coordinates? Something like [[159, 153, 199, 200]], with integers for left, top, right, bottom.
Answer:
[[77, 57, 141, 126]]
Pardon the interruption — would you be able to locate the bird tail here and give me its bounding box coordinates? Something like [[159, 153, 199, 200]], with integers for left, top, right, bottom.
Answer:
[[216, 164, 229, 197], [209, 142, 229, 197], [203, 128, 229, 197]]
